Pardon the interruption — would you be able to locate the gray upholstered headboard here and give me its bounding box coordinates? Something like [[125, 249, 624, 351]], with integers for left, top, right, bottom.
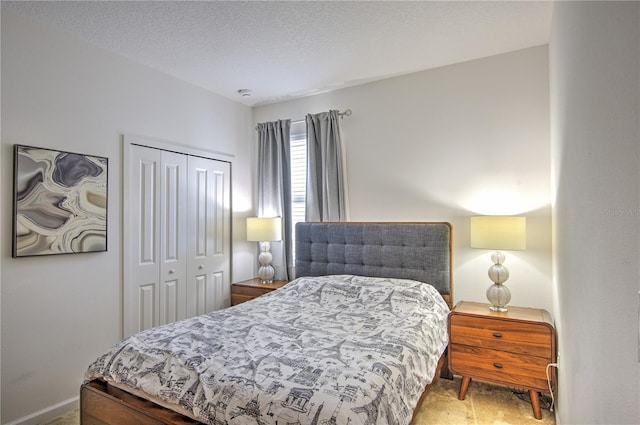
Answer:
[[295, 222, 452, 306]]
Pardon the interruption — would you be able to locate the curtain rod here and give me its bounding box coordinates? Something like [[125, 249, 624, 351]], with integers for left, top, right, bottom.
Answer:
[[256, 109, 352, 130]]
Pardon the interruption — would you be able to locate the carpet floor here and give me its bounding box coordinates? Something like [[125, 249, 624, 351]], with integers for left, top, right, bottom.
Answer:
[[46, 377, 555, 425]]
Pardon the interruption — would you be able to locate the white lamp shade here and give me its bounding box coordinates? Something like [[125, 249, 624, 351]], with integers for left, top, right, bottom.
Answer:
[[470, 216, 526, 251], [246, 217, 282, 242]]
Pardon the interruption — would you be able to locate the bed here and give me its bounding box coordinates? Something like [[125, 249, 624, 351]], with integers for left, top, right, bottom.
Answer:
[[81, 221, 453, 425]]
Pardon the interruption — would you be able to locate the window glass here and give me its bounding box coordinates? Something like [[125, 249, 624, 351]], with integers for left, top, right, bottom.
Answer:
[[290, 121, 306, 258]]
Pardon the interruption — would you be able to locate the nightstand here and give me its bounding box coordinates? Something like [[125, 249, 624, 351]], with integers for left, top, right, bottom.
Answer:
[[230, 278, 288, 306], [448, 301, 556, 420]]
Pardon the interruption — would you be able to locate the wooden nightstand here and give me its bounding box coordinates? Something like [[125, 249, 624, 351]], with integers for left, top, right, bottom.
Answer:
[[230, 278, 288, 306], [448, 301, 556, 420]]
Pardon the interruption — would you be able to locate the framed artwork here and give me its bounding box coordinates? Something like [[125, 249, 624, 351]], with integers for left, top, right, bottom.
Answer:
[[13, 144, 108, 257]]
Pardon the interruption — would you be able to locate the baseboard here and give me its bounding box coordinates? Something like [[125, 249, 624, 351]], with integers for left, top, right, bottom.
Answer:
[[3, 396, 78, 425]]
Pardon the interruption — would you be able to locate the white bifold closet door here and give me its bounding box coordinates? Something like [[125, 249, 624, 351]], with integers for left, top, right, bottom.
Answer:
[[186, 155, 230, 318], [124, 143, 231, 337]]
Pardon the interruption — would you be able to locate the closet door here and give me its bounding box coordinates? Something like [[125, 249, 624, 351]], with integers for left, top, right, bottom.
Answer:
[[159, 151, 187, 326], [186, 156, 231, 317], [124, 139, 232, 338], [126, 145, 161, 336], [125, 146, 188, 336]]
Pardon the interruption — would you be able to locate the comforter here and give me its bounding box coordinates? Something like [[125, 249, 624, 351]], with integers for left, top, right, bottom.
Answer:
[[85, 274, 450, 425]]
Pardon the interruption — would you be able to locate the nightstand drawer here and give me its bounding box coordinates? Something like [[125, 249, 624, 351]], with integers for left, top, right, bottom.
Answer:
[[450, 315, 552, 358], [230, 293, 258, 305], [231, 285, 274, 298], [230, 279, 289, 306], [450, 343, 550, 390], [230, 285, 273, 306]]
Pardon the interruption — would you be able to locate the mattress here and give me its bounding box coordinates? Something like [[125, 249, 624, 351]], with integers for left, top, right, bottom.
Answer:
[[85, 274, 449, 425]]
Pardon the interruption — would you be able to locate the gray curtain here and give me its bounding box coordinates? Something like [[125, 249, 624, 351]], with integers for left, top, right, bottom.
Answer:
[[256, 119, 292, 280], [305, 110, 346, 222]]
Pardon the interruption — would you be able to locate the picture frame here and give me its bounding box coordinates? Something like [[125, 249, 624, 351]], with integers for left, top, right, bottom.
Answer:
[[13, 144, 108, 257]]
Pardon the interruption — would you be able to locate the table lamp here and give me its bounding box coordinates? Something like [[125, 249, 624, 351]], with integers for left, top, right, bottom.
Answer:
[[470, 216, 526, 312], [246, 217, 282, 284]]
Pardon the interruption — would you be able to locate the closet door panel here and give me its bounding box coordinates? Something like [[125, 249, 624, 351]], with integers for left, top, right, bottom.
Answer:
[[211, 271, 226, 312], [187, 156, 231, 317], [195, 276, 208, 316], [139, 162, 157, 264], [187, 161, 208, 317], [126, 146, 161, 337], [159, 151, 187, 325], [162, 281, 178, 325], [139, 284, 156, 332], [210, 166, 231, 308]]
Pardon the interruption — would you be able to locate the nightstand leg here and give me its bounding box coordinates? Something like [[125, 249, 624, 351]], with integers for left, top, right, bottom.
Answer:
[[529, 390, 542, 420], [458, 376, 472, 400]]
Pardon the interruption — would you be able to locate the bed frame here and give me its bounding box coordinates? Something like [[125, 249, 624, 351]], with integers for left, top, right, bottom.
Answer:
[[81, 222, 453, 425]]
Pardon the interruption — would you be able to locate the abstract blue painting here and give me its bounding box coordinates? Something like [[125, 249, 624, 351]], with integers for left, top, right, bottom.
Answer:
[[13, 145, 108, 257]]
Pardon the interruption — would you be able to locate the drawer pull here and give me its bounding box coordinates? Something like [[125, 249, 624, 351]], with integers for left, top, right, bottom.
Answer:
[[493, 332, 503, 338], [493, 363, 503, 369]]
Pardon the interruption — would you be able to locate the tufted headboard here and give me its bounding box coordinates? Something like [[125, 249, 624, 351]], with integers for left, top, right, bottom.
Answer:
[[295, 222, 453, 308]]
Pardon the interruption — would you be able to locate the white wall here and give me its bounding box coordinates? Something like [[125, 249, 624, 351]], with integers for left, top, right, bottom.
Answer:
[[550, 2, 640, 423], [254, 46, 552, 313], [0, 12, 256, 424], [0, 8, 3, 410]]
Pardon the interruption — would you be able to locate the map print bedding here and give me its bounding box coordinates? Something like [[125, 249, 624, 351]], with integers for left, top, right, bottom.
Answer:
[[86, 274, 450, 425]]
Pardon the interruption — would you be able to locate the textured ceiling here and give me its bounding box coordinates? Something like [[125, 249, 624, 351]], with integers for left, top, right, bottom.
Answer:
[[3, 1, 553, 106]]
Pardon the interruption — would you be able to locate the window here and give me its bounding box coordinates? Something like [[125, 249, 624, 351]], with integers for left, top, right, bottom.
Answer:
[[290, 121, 306, 257]]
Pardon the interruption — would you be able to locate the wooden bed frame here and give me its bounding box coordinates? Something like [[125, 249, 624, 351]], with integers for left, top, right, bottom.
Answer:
[[81, 222, 453, 425]]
